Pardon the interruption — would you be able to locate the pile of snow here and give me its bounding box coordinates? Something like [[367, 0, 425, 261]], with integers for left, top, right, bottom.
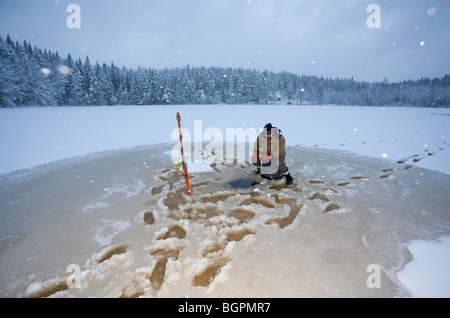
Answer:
[[0, 105, 449, 298], [397, 237, 450, 298]]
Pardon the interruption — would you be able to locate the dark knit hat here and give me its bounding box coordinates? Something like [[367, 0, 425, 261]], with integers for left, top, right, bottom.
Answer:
[[264, 123, 273, 136]]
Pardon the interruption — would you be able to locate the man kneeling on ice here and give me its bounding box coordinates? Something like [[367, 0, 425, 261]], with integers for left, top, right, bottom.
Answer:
[[252, 123, 293, 185]]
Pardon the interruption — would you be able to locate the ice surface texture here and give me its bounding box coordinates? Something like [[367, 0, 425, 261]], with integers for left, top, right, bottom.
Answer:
[[1, 144, 449, 298]]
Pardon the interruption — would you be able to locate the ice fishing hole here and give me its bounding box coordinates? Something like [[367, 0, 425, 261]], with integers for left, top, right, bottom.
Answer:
[[229, 178, 259, 189]]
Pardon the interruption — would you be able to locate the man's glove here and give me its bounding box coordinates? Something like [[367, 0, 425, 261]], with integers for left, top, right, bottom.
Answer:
[[260, 154, 272, 161]]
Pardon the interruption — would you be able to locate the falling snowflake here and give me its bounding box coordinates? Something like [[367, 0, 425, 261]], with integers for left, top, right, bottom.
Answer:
[[427, 7, 437, 16], [40, 68, 52, 76], [57, 65, 72, 75]]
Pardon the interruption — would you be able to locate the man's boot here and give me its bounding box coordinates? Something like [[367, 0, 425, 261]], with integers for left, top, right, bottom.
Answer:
[[284, 171, 293, 185]]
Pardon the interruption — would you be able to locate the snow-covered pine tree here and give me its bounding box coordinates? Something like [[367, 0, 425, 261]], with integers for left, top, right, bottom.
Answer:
[[1, 35, 449, 108]]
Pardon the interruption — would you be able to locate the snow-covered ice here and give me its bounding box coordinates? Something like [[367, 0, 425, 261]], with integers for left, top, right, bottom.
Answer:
[[0, 105, 449, 298], [1, 105, 449, 175], [397, 236, 450, 298]]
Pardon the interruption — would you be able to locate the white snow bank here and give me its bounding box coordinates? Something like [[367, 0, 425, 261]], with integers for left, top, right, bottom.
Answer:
[[397, 236, 450, 298]]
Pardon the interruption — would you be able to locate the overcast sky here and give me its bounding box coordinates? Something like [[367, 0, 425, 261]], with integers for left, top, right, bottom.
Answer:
[[0, 0, 449, 82]]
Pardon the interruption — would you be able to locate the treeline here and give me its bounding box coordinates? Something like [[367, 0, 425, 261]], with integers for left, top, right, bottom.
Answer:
[[1, 35, 449, 108]]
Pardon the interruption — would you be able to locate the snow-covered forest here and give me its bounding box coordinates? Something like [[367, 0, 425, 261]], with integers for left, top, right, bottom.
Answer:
[[1, 35, 449, 108]]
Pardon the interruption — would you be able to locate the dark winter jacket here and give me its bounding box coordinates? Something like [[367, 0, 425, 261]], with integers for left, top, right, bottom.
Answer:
[[253, 127, 286, 159]]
